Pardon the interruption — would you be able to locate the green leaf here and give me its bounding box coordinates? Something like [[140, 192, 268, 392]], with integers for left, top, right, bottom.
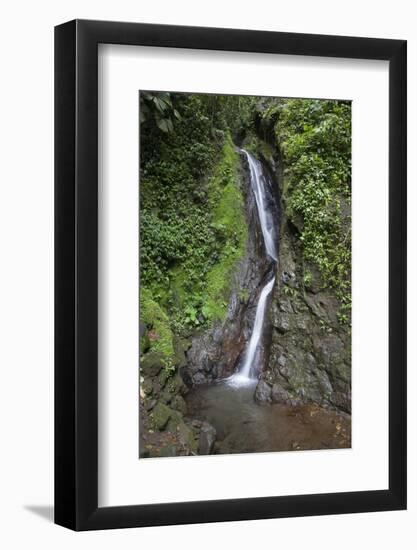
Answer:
[[156, 118, 173, 133]]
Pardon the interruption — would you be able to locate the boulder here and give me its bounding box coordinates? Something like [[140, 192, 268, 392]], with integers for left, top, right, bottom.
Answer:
[[170, 394, 187, 415], [271, 384, 292, 403], [178, 421, 198, 454], [151, 402, 171, 431], [142, 378, 153, 396], [198, 422, 217, 455], [254, 380, 272, 403], [140, 351, 165, 378]]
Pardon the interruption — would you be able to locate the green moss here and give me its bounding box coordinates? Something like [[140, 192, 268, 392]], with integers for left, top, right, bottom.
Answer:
[[161, 133, 247, 328], [151, 402, 172, 431], [203, 135, 248, 322], [168, 266, 189, 308], [140, 93, 252, 336], [140, 287, 175, 366]]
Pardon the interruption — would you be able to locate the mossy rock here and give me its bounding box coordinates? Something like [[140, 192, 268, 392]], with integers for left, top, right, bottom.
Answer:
[[140, 288, 175, 362], [159, 444, 177, 457], [140, 351, 165, 378], [165, 410, 198, 453], [170, 394, 187, 415], [158, 367, 172, 388], [166, 409, 184, 432], [152, 377, 162, 396], [160, 388, 173, 405], [180, 423, 198, 454], [150, 402, 172, 431], [142, 378, 153, 396], [173, 336, 188, 368], [167, 372, 187, 395]]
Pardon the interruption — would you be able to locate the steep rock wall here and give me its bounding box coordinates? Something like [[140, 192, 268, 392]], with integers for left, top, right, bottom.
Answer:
[[254, 152, 351, 413]]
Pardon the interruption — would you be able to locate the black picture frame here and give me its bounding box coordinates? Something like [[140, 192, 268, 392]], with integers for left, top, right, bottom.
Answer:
[[55, 19, 407, 531]]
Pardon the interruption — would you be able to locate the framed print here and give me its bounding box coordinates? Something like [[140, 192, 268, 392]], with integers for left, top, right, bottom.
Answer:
[[55, 20, 406, 530]]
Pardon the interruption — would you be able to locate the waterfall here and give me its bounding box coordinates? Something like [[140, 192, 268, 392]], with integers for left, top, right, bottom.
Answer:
[[243, 151, 277, 262], [228, 150, 278, 387], [239, 276, 275, 379]]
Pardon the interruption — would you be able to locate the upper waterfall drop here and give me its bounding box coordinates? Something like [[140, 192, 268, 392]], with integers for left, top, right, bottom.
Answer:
[[242, 150, 278, 262]]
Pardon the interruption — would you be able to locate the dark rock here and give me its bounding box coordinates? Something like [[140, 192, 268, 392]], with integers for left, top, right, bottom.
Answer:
[[263, 214, 351, 414], [176, 420, 198, 454], [296, 317, 308, 331], [168, 371, 188, 395], [254, 380, 272, 403], [281, 271, 295, 285], [173, 337, 188, 369], [140, 332, 150, 354], [160, 388, 172, 405], [305, 292, 339, 325], [145, 399, 157, 411], [139, 321, 147, 339], [199, 422, 217, 455], [192, 372, 208, 385], [271, 384, 292, 403], [152, 377, 162, 395], [159, 444, 177, 457], [151, 402, 171, 431], [166, 409, 183, 431], [142, 378, 153, 396], [158, 368, 170, 388], [312, 333, 344, 365], [170, 394, 187, 415], [330, 391, 352, 414], [275, 313, 290, 333], [140, 351, 165, 378], [278, 299, 293, 313], [314, 368, 333, 396], [278, 354, 287, 367]]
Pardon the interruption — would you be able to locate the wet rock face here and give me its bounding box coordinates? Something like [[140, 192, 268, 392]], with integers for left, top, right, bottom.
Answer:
[[257, 219, 351, 413], [183, 153, 278, 385]]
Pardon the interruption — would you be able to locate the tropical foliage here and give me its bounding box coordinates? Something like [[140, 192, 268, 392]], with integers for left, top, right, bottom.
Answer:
[[261, 99, 351, 312], [140, 92, 352, 366]]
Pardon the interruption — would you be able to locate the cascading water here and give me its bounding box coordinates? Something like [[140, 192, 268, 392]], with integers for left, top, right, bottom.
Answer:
[[228, 150, 278, 387], [237, 276, 275, 379], [243, 150, 278, 262]]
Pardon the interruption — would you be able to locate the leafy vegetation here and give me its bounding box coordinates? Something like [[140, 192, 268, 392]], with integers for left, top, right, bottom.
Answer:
[[140, 92, 248, 346], [258, 98, 352, 315], [140, 91, 181, 133]]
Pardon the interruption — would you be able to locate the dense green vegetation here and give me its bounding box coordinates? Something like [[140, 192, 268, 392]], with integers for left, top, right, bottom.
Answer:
[[259, 99, 351, 314], [140, 92, 352, 367], [140, 92, 249, 364]]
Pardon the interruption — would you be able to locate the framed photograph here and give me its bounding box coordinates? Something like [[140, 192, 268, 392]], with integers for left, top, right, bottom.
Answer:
[[55, 20, 406, 530]]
